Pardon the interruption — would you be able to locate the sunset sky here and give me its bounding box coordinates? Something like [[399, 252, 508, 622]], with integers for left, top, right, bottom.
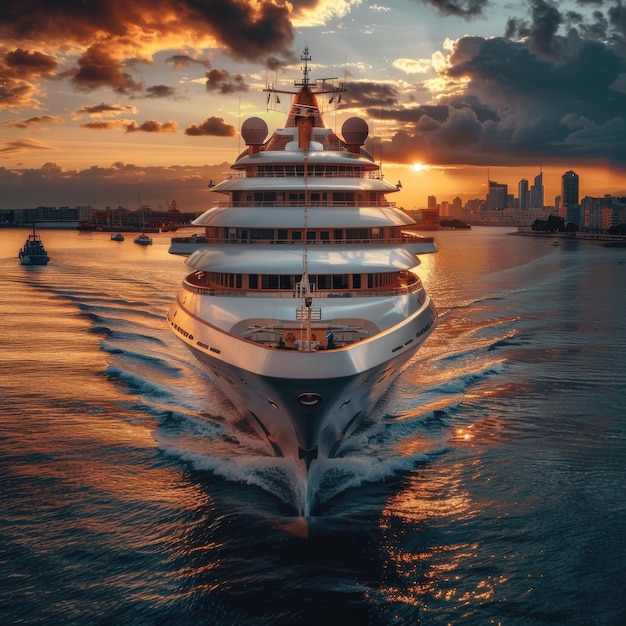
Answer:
[[2, 0, 626, 213]]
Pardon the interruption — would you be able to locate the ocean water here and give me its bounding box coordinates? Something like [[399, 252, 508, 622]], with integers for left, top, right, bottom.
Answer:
[[1, 226, 625, 625]]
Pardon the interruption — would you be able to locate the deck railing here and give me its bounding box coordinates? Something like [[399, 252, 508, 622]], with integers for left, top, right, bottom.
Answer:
[[181, 277, 424, 299], [171, 234, 435, 246], [207, 200, 398, 209]]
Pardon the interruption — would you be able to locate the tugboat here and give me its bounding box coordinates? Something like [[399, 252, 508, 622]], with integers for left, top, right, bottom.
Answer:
[[19, 225, 50, 265], [167, 47, 438, 471]]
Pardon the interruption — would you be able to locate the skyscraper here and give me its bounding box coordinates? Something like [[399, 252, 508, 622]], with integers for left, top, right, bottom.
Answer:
[[562, 170, 579, 207], [529, 171, 544, 208], [518, 178, 529, 209], [487, 180, 508, 210], [561, 170, 580, 226]]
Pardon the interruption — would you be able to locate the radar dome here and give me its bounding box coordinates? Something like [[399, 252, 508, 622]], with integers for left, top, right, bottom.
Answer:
[[342, 117, 369, 146], [241, 117, 268, 145]]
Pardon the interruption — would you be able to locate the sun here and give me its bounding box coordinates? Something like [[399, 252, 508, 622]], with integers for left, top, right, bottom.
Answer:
[[411, 162, 429, 172]]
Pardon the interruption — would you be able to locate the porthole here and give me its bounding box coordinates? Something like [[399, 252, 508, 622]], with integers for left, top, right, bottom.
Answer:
[[298, 393, 322, 406]]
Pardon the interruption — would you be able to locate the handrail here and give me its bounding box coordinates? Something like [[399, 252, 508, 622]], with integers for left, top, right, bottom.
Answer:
[[207, 200, 398, 209], [221, 170, 382, 180], [171, 235, 436, 245], [182, 278, 423, 299]]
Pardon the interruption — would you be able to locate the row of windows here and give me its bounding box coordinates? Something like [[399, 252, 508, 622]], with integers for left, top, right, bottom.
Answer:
[[205, 271, 402, 291], [231, 191, 380, 203], [206, 226, 393, 242], [253, 165, 375, 177]]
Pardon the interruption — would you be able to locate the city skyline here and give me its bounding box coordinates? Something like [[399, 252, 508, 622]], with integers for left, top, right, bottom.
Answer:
[[2, 1, 626, 211]]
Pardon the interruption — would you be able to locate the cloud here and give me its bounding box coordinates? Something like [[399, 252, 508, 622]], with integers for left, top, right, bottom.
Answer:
[[124, 120, 178, 133], [343, 81, 399, 109], [165, 54, 212, 70], [392, 58, 433, 75], [415, 0, 489, 19], [184, 117, 236, 137], [0, 161, 232, 210], [145, 85, 177, 98], [2, 48, 58, 79], [79, 119, 178, 133], [205, 69, 249, 94], [0, 81, 43, 109], [72, 103, 138, 118], [0, 1, 297, 63], [375, 10, 626, 168], [0, 138, 55, 155], [0, 48, 58, 109], [69, 45, 143, 93], [3, 115, 63, 129]]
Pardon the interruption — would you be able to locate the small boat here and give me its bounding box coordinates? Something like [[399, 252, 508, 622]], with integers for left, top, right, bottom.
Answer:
[[552, 239, 560, 246], [111, 233, 125, 241], [133, 233, 152, 245], [19, 226, 50, 265]]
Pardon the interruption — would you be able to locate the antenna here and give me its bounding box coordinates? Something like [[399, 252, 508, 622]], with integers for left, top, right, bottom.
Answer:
[[301, 45, 311, 86]]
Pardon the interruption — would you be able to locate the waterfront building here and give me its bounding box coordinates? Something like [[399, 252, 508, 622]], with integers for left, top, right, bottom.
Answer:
[[581, 195, 626, 231]]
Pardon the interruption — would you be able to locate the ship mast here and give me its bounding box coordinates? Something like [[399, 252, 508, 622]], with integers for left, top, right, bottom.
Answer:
[[296, 48, 314, 351], [271, 47, 344, 351]]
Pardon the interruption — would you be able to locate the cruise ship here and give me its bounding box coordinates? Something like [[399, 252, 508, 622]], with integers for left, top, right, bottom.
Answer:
[[167, 48, 438, 469]]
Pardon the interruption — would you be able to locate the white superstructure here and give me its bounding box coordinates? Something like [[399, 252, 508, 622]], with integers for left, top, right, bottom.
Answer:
[[167, 48, 438, 469]]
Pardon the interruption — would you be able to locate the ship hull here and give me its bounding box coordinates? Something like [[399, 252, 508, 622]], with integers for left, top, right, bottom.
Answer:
[[20, 255, 49, 265], [168, 295, 437, 466]]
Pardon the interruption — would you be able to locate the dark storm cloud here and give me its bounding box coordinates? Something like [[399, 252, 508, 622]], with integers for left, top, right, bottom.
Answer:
[[0, 0, 295, 61], [527, 0, 563, 59], [205, 69, 249, 94], [184, 0, 294, 61], [414, 0, 489, 18], [343, 82, 399, 109], [0, 1, 303, 98], [68, 45, 143, 93], [184, 117, 236, 137], [376, 105, 451, 125], [381, 23, 626, 167]]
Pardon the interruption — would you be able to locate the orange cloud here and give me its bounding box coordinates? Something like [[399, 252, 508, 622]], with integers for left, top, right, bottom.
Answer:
[[3, 115, 64, 128], [185, 117, 235, 137]]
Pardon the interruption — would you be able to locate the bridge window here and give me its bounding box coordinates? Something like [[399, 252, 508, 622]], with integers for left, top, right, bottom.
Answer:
[[262, 275, 279, 289]]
